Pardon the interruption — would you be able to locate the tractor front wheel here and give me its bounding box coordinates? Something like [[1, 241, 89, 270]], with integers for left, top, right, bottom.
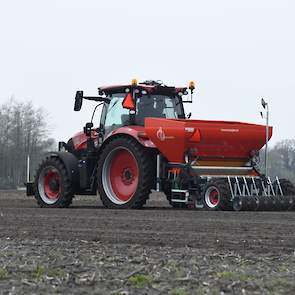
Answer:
[[97, 137, 154, 209], [202, 179, 232, 211], [34, 157, 74, 208]]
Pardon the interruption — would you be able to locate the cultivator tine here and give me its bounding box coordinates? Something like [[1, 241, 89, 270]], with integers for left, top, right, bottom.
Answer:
[[235, 177, 242, 196], [268, 177, 275, 196], [243, 177, 251, 196], [261, 181, 268, 196], [275, 177, 284, 196], [227, 176, 235, 200], [251, 177, 259, 196]]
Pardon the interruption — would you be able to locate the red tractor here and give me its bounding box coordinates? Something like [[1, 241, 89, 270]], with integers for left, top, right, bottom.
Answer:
[[26, 80, 295, 210]]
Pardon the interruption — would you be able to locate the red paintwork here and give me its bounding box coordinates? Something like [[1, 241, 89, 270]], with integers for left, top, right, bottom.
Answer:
[[109, 149, 139, 202], [44, 170, 60, 199], [71, 117, 271, 167], [209, 190, 219, 206], [144, 117, 272, 164], [105, 126, 156, 148], [71, 130, 98, 151], [71, 126, 155, 152]]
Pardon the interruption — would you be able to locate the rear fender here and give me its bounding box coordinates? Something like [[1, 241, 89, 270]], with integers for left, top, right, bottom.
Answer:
[[45, 152, 79, 188], [103, 126, 156, 149]]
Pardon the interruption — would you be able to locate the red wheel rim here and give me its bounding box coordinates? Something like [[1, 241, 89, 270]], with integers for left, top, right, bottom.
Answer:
[[43, 170, 61, 200], [109, 149, 139, 202], [205, 186, 220, 208], [209, 190, 219, 205]]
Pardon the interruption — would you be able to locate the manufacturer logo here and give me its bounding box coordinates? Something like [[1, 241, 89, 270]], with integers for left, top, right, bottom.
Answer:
[[157, 127, 166, 141], [156, 127, 175, 141]]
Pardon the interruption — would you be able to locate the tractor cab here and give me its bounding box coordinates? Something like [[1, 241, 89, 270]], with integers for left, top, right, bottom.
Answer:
[[61, 80, 194, 154], [99, 80, 188, 136]]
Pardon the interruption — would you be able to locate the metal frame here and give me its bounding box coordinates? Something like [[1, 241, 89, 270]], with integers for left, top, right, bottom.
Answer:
[[224, 176, 284, 200], [164, 161, 285, 205]]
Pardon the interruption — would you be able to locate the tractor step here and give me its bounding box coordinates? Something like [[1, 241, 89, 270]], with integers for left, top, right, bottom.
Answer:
[[171, 189, 189, 203]]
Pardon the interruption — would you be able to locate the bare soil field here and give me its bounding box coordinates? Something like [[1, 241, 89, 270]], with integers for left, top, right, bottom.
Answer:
[[1, 190, 295, 294]]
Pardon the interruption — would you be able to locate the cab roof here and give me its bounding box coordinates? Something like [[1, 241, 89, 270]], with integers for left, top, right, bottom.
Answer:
[[98, 80, 187, 96]]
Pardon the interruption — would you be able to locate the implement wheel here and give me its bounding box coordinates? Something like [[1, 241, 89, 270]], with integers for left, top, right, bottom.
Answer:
[[97, 137, 154, 209], [202, 179, 232, 211], [275, 179, 295, 210], [34, 157, 74, 208]]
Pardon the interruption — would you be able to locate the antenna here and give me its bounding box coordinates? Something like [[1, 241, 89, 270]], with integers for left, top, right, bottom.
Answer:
[[261, 98, 269, 177]]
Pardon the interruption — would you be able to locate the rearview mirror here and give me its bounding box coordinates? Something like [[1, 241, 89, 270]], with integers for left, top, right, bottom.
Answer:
[[74, 91, 83, 111]]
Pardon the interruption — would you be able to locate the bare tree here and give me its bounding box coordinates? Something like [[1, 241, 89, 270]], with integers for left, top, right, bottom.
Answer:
[[259, 139, 295, 183], [0, 98, 55, 189]]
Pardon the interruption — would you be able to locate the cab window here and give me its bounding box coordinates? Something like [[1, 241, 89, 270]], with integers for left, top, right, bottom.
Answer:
[[104, 94, 130, 135]]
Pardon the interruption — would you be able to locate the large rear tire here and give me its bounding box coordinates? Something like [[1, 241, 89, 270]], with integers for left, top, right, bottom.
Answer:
[[202, 178, 232, 211], [34, 157, 74, 208], [97, 137, 154, 209]]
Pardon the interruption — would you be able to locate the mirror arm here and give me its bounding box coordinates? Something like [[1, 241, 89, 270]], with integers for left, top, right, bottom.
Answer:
[[84, 96, 110, 103]]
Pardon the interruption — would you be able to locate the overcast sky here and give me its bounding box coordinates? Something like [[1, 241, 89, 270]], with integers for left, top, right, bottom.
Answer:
[[0, 0, 294, 145]]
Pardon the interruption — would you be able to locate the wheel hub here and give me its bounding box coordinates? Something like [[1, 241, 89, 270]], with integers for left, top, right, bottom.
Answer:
[[121, 167, 135, 185], [44, 170, 60, 199], [209, 190, 219, 205], [48, 178, 59, 192]]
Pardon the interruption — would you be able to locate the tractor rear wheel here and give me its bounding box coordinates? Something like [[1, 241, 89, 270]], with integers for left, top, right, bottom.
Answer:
[[34, 157, 74, 208], [202, 178, 232, 211], [97, 137, 154, 209]]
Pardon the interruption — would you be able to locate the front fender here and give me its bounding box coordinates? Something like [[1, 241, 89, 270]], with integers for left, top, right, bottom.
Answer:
[[104, 126, 156, 148]]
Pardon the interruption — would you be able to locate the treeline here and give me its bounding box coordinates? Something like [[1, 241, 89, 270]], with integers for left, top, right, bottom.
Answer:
[[1, 98, 295, 189], [0, 99, 55, 189], [265, 139, 295, 184]]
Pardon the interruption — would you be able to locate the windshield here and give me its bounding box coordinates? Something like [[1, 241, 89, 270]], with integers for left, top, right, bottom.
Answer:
[[135, 94, 183, 125]]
